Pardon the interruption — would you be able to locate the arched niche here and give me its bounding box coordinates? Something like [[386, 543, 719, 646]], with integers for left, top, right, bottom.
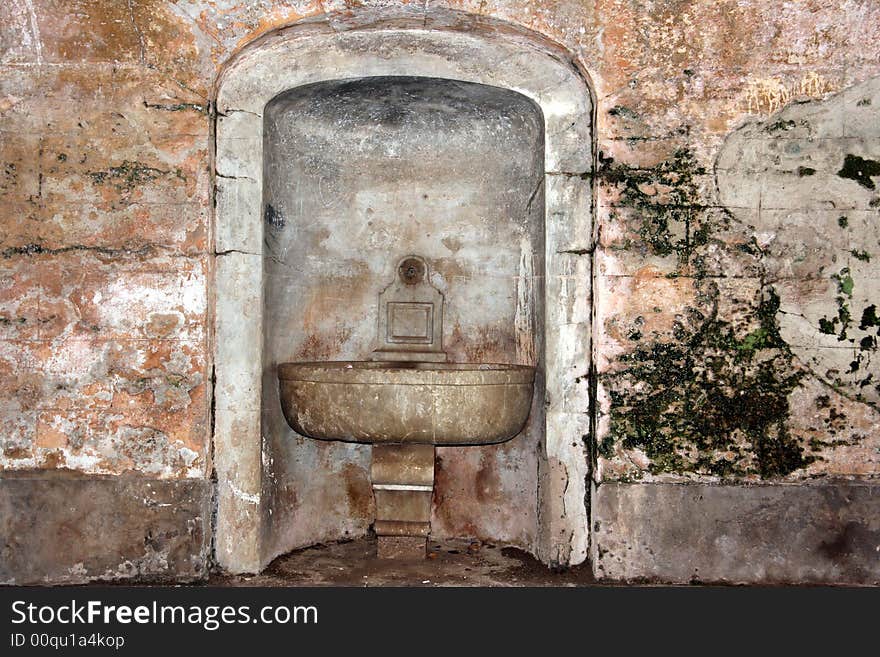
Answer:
[[212, 8, 595, 573]]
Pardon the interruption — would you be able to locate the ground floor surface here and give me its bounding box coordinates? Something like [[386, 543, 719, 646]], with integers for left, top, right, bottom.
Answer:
[[209, 537, 599, 587]]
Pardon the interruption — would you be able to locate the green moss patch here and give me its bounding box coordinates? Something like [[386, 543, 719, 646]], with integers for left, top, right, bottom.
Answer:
[[598, 148, 710, 269], [604, 283, 814, 479]]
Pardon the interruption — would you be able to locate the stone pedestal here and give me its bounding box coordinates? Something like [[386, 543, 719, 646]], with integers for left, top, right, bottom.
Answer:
[[371, 444, 435, 559]]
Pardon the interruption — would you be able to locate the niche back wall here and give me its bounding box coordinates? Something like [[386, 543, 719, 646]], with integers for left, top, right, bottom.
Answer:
[[260, 76, 545, 559]]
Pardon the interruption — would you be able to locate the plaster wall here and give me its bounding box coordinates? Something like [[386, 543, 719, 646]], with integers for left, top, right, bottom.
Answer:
[[1, 0, 879, 584]]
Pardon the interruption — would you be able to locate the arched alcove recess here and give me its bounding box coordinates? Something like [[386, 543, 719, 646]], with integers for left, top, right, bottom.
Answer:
[[212, 8, 595, 574]]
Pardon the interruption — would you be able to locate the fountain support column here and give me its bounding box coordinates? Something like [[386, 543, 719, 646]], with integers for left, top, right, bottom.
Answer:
[[371, 444, 435, 559]]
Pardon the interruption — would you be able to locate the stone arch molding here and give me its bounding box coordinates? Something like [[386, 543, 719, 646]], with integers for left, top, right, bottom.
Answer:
[[212, 9, 595, 573]]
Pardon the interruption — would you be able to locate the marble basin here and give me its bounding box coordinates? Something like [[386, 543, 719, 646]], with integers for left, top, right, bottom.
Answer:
[[277, 361, 535, 445]]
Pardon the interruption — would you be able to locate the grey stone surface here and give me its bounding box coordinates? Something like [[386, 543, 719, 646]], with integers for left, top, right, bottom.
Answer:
[[213, 251, 263, 572], [591, 481, 880, 584], [0, 471, 211, 584], [716, 76, 880, 409]]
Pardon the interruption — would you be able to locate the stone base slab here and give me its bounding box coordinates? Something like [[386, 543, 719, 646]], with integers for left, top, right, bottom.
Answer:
[[591, 481, 880, 585], [0, 471, 211, 585], [374, 520, 430, 537], [377, 536, 428, 559]]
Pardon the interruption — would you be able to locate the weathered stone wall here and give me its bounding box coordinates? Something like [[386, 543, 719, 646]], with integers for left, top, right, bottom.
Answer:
[[1, 1, 211, 479], [593, 17, 880, 486], [2, 0, 879, 583]]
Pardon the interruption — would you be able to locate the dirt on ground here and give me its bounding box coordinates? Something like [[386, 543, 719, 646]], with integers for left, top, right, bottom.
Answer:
[[209, 537, 602, 587]]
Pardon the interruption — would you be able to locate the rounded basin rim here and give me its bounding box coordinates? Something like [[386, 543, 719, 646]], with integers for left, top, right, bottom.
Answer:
[[277, 360, 536, 384]]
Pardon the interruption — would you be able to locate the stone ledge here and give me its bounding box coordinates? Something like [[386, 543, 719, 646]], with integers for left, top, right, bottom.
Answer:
[[0, 471, 211, 585], [591, 480, 880, 585]]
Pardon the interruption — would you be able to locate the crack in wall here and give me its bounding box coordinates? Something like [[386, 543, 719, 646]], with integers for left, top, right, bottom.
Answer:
[[0, 243, 177, 259]]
